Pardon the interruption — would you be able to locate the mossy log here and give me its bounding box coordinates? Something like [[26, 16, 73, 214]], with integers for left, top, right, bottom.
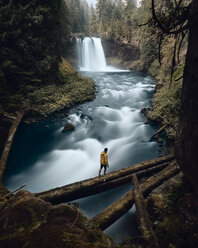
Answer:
[[132, 174, 159, 248], [89, 162, 179, 230], [0, 112, 24, 182], [77, 162, 169, 199], [35, 155, 174, 204]]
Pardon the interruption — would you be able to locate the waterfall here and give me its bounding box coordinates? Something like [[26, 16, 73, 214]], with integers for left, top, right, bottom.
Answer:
[[76, 37, 108, 71]]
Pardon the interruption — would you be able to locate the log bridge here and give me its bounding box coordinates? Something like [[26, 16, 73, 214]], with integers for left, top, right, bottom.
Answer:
[[35, 154, 174, 204], [36, 154, 179, 238]]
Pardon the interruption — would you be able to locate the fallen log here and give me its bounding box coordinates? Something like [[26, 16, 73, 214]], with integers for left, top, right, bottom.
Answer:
[[150, 124, 170, 140], [90, 162, 169, 197], [0, 112, 24, 182], [47, 162, 169, 204], [35, 154, 174, 203], [132, 174, 159, 248], [89, 162, 179, 230]]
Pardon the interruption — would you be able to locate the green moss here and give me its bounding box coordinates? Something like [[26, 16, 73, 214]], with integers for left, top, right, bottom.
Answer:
[[147, 178, 197, 248], [148, 59, 160, 77], [106, 56, 123, 66], [0, 58, 95, 115], [0, 191, 119, 248], [129, 59, 144, 72], [146, 65, 183, 142], [27, 208, 37, 225]]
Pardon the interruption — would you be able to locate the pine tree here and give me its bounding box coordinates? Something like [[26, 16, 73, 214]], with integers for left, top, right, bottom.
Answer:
[[90, 4, 98, 36]]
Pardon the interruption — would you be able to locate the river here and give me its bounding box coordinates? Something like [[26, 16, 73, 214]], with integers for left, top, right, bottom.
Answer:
[[3, 38, 165, 243]]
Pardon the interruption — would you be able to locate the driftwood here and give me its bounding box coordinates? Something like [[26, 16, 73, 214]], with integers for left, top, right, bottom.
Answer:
[[89, 162, 179, 230], [3, 184, 26, 198], [132, 174, 159, 248], [35, 155, 174, 204], [0, 112, 24, 182], [150, 123, 170, 140]]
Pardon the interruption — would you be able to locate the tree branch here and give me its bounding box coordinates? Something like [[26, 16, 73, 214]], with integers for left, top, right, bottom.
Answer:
[[138, 19, 152, 27], [169, 35, 178, 89], [151, 0, 190, 35]]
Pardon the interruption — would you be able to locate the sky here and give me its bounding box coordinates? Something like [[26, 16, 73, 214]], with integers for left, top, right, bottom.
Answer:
[[86, 0, 97, 6], [86, 0, 141, 7]]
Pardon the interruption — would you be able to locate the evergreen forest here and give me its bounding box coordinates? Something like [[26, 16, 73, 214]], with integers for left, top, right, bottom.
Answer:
[[0, 0, 197, 248]]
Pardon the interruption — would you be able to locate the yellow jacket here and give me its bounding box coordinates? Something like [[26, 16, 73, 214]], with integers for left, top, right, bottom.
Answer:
[[100, 151, 109, 166]]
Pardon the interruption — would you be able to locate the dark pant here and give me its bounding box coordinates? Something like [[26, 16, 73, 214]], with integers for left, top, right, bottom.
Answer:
[[100, 164, 107, 169]]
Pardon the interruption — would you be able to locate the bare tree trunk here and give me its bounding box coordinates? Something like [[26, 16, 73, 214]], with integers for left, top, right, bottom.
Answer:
[[175, 0, 198, 197]]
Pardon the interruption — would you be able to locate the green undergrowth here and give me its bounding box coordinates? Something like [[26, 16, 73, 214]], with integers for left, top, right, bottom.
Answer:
[[106, 56, 123, 66], [146, 65, 184, 142], [0, 59, 95, 116]]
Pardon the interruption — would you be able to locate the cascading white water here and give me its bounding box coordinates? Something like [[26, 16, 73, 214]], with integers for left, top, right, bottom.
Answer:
[[4, 70, 161, 243], [77, 37, 107, 71]]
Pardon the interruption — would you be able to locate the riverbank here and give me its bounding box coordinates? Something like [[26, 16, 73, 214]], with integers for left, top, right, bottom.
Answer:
[[100, 39, 198, 247], [0, 69, 167, 247], [0, 58, 95, 117], [101, 38, 184, 151], [64, 37, 181, 151], [0, 58, 95, 166]]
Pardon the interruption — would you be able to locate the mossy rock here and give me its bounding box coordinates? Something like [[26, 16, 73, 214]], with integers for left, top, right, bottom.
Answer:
[[146, 176, 198, 248], [0, 191, 117, 248]]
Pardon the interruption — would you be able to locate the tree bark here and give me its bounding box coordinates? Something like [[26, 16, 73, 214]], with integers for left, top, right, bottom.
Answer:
[[89, 162, 179, 230], [175, 0, 198, 196], [0, 112, 24, 182], [132, 174, 159, 248], [35, 155, 174, 204]]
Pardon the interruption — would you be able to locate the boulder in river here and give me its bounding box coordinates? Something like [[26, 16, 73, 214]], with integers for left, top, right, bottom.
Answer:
[[80, 114, 86, 119], [62, 123, 75, 132]]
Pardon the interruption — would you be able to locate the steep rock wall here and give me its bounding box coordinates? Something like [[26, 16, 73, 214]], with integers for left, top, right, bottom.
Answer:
[[102, 39, 140, 69]]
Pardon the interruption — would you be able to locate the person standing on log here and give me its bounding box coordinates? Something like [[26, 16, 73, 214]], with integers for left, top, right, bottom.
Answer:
[[99, 148, 109, 176]]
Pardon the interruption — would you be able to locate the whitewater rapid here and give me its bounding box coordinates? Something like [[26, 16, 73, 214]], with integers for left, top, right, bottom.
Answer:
[[4, 72, 162, 192], [3, 37, 164, 242]]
